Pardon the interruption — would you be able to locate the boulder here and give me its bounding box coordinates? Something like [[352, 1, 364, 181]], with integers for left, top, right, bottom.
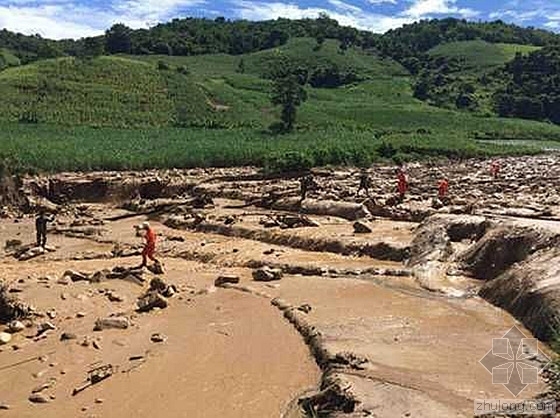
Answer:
[[214, 275, 240, 287], [63, 270, 89, 282], [7, 320, 25, 333], [94, 317, 129, 331], [0, 332, 12, 345], [137, 292, 168, 312], [28, 393, 50, 404], [60, 332, 77, 341], [253, 267, 283, 282]]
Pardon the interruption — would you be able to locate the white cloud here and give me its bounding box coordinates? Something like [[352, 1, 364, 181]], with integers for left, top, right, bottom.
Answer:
[[0, 4, 104, 38], [403, 0, 479, 19], [328, 0, 361, 14], [232, 1, 413, 33], [0, 0, 207, 39]]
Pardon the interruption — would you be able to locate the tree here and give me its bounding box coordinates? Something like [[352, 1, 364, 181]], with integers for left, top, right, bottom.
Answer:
[[81, 36, 105, 58], [105, 24, 132, 54], [237, 58, 245, 74], [271, 73, 307, 133]]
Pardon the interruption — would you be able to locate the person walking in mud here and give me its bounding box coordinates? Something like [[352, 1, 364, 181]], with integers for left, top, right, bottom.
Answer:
[[438, 177, 449, 200], [490, 161, 501, 179], [137, 221, 160, 270], [300, 174, 315, 202], [356, 169, 372, 198], [396, 167, 408, 202], [35, 210, 54, 248]]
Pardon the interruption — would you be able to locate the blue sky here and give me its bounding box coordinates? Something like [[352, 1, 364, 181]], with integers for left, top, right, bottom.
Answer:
[[1, 0, 559, 39]]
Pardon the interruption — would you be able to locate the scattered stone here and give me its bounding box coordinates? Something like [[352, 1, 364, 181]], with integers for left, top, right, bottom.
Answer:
[[7, 320, 25, 333], [5, 239, 22, 250], [147, 262, 164, 275], [93, 317, 129, 331], [60, 332, 77, 341], [95, 398, 104, 404], [38, 322, 56, 334], [64, 270, 89, 282], [137, 292, 168, 312], [46, 309, 57, 319], [150, 333, 166, 343], [17, 247, 46, 261], [214, 275, 240, 287], [106, 292, 125, 303], [0, 332, 12, 345], [297, 304, 312, 314], [90, 270, 108, 283], [353, 221, 373, 234], [32, 379, 56, 394], [263, 249, 275, 255], [252, 266, 283, 282], [76, 312, 86, 318], [28, 393, 50, 404]]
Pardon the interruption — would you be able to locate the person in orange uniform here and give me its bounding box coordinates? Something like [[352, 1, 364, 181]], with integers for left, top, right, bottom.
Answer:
[[139, 221, 159, 269], [490, 161, 501, 178], [397, 167, 408, 200], [438, 177, 449, 199]]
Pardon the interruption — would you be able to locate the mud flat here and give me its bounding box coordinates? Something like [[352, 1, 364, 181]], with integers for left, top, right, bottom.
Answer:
[[0, 154, 559, 417]]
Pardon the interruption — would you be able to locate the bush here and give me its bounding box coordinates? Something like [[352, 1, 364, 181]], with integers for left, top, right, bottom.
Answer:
[[157, 60, 170, 71], [264, 150, 314, 174], [176, 65, 189, 75]]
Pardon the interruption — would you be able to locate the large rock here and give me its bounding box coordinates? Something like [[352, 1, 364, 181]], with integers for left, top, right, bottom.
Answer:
[[94, 317, 129, 331], [253, 267, 283, 282], [63, 270, 89, 282], [28, 393, 50, 404], [137, 292, 168, 312], [7, 320, 25, 333], [0, 332, 12, 345], [214, 275, 240, 287]]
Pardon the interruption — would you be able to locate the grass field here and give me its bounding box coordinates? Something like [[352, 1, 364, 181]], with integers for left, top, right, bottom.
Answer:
[[428, 40, 540, 72], [0, 120, 544, 174], [0, 37, 558, 173]]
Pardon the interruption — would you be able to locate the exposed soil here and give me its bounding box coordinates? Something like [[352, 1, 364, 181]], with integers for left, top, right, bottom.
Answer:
[[1, 154, 559, 417]]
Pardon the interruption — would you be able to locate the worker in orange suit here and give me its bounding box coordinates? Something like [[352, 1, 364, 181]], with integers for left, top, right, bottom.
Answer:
[[438, 177, 449, 199], [397, 167, 408, 200]]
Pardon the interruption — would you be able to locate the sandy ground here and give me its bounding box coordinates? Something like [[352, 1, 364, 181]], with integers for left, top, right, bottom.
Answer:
[[1, 154, 559, 417]]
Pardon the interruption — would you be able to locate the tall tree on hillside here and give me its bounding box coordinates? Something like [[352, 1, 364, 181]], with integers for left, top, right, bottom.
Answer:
[[271, 72, 307, 133], [105, 24, 132, 54]]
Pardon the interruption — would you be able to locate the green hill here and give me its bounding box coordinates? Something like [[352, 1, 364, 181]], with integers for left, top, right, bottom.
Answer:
[[1, 29, 560, 172], [428, 40, 540, 72]]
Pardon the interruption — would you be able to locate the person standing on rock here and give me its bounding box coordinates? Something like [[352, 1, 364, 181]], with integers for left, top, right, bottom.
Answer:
[[300, 174, 314, 202], [438, 177, 449, 199], [138, 221, 160, 269], [357, 169, 372, 198], [396, 167, 408, 201], [35, 210, 54, 248]]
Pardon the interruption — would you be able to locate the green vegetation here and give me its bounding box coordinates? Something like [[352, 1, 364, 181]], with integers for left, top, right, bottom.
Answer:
[[1, 18, 560, 173], [0, 48, 20, 71], [0, 122, 541, 174], [428, 41, 540, 72]]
